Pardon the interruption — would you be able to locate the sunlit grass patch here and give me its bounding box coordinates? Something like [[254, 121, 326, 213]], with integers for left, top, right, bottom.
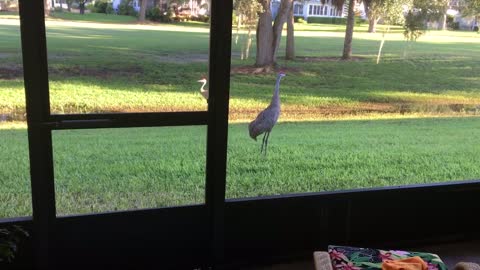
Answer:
[[1, 117, 480, 217], [2, 18, 480, 120]]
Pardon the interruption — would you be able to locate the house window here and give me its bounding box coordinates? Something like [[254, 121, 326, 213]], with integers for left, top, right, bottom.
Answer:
[[309, 4, 325, 16], [294, 3, 303, 15]]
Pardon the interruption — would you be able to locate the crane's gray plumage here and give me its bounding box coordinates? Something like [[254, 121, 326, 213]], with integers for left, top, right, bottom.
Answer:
[[197, 78, 209, 100], [249, 72, 286, 155]]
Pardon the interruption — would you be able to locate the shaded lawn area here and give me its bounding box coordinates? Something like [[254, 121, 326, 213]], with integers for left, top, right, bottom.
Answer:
[[1, 117, 480, 217], [1, 21, 480, 120], [50, 12, 138, 24]]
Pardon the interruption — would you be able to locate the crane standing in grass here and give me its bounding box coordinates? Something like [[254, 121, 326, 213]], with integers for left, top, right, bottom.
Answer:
[[248, 72, 286, 155], [197, 78, 209, 101]]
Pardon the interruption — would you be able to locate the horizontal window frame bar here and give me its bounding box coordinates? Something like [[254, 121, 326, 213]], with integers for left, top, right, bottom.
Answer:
[[225, 179, 480, 204], [27, 111, 208, 130]]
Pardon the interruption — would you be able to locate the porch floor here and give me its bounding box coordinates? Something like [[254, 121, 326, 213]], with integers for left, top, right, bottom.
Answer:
[[243, 240, 480, 270]]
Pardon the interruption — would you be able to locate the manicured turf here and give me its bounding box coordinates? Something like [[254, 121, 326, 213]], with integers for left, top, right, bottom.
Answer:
[[1, 117, 480, 217], [0, 19, 479, 121], [1, 17, 480, 218], [50, 12, 138, 23]]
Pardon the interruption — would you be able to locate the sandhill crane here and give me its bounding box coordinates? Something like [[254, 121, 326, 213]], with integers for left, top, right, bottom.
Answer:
[[197, 78, 209, 101], [248, 72, 286, 155]]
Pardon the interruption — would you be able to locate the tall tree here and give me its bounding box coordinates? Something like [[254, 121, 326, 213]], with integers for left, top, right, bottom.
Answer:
[[255, 0, 292, 67], [66, 0, 73, 12], [363, 0, 378, 32], [234, 0, 262, 60], [411, 0, 447, 28], [460, 0, 480, 28], [139, 0, 148, 21], [369, 0, 411, 63], [439, 0, 449, 30], [44, 0, 51, 16], [342, 0, 355, 60], [285, 0, 294, 60], [363, 0, 407, 33], [78, 0, 87, 14]]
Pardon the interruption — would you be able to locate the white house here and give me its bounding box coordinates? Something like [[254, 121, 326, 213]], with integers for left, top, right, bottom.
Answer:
[[112, 0, 209, 16], [272, 0, 366, 20]]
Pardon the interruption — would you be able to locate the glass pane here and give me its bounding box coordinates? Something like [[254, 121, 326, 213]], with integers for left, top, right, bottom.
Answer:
[[227, 3, 480, 199], [53, 126, 206, 216], [45, 6, 210, 115], [0, 13, 32, 218]]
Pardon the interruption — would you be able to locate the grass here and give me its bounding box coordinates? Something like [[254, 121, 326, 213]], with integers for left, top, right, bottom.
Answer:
[[1, 17, 480, 217], [49, 12, 138, 23], [2, 117, 480, 217], [0, 19, 479, 121]]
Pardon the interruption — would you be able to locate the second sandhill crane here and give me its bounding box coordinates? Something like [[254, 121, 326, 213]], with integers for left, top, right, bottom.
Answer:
[[248, 72, 286, 155], [197, 78, 208, 101]]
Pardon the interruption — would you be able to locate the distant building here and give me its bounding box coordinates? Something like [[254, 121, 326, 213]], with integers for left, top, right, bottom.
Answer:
[[271, 0, 366, 20], [112, 0, 209, 16]]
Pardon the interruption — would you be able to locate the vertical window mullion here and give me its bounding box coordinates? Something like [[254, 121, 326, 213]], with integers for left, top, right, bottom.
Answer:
[[205, 0, 232, 267], [18, 0, 56, 269]]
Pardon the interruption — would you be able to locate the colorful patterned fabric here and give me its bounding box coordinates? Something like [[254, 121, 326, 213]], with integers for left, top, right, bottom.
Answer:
[[328, 245, 448, 270]]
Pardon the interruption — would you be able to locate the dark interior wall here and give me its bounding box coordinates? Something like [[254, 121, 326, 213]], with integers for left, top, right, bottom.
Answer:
[[2, 182, 479, 270]]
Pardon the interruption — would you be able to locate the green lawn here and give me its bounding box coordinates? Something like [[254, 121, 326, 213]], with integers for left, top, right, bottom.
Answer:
[[1, 19, 479, 121], [2, 117, 480, 217], [50, 12, 138, 23], [1, 17, 480, 217]]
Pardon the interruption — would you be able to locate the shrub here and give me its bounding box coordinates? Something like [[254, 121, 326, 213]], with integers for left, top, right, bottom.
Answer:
[[354, 16, 367, 25], [307, 17, 347, 25], [146, 7, 162, 21], [446, 15, 459, 30], [92, 0, 109, 13], [403, 10, 425, 41], [117, 0, 136, 16], [190, 14, 209, 22], [297, 18, 306, 24], [294, 15, 303, 22], [85, 2, 95, 12], [146, 7, 180, 22], [105, 3, 114, 14]]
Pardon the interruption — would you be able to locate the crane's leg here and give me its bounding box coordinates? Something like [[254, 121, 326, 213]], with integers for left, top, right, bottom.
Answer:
[[264, 132, 270, 156], [260, 132, 267, 154]]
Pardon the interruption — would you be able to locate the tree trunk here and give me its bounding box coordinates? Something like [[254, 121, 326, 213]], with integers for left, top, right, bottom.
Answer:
[[67, 1, 71, 12], [440, 13, 447, 30], [139, 0, 148, 21], [342, 0, 355, 60], [376, 25, 389, 64], [368, 18, 377, 33], [235, 13, 241, 45], [44, 0, 50, 16], [271, 0, 291, 62], [246, 27, 253, 59], [79, 1, 85, 14], [285, 0, 295, 60], [255, 0, 274, 67], [363, 0, 375, 33]]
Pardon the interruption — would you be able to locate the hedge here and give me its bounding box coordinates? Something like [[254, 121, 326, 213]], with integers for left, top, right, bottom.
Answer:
[[307, 17, 347, 24]]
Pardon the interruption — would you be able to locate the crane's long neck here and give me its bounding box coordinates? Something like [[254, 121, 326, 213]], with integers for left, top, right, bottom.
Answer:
[[270, 76, 282, 107], [200, 81, 207, 92]]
